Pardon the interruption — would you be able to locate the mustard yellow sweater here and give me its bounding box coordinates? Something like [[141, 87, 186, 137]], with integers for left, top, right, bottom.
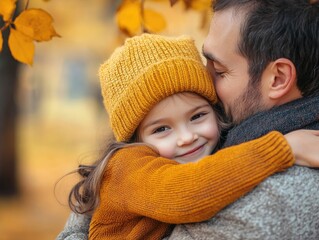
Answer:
[[89, 131, 294, 240]]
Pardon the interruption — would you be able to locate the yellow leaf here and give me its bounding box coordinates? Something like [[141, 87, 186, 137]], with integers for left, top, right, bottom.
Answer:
[[0, 31, 3, 52], [0, 0, 16, 22], [14, 8, 60, 42], [8, 27, 34, 65], [190, 0, 211, 11], [116, 0, 141, 36], [143, 9, 166, 33], [149, 0, 170, 2]]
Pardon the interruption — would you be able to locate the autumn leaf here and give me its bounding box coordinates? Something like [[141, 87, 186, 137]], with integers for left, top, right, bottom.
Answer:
[[116, 0, 141, 36], [8, 27, 35, 65], [14, 8, 60, 42], [159, 0, 210, 10], [0, 0, 16, 22], [148, 0, 169, 3], [190, 0, 211, 11], [143, 9, 166, 33], [0, 31, 3, 52], [183, 0, 192, 8]]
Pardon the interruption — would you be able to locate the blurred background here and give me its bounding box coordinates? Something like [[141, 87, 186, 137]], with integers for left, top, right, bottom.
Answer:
[[0, 0, 211, 239]]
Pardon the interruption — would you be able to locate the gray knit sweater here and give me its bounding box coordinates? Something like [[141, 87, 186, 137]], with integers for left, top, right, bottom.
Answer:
[[57, 212, 90, 240], [57, 94, 319, 240], [168, 93, 319, 240]]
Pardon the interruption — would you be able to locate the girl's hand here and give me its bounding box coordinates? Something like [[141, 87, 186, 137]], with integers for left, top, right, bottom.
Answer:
[[284, 130, 319, 167]]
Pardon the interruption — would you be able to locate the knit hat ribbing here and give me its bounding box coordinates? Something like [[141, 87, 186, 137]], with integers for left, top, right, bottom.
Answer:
[[99, 33, 217, 142]]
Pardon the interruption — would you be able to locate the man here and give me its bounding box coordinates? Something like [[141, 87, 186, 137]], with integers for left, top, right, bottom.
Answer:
[[168, 0, 319, 239], [57, 0, 319, 239]]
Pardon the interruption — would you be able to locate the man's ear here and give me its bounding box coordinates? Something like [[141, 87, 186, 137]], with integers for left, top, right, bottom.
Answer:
[[265, 58, 298, 100]]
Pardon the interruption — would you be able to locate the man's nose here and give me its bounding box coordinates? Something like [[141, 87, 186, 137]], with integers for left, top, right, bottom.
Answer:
[[176, 129, 198, 147]]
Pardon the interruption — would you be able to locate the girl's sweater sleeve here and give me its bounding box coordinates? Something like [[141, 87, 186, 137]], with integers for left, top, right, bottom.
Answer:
[[102, 131, 294, 224]]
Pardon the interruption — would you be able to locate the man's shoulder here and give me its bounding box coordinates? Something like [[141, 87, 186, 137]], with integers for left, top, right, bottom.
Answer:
[[237, 166, 319, 211], [214, 166, 319, 238], [169, 166, 319, 240]]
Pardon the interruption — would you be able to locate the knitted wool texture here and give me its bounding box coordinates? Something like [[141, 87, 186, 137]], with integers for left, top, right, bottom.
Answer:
[[89, 131, 294, 239], [99, 34, 217, 142]]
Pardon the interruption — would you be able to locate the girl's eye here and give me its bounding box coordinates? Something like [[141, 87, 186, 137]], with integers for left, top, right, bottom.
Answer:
[[191, 112, 207, 121], [153, 126, 169, 134]]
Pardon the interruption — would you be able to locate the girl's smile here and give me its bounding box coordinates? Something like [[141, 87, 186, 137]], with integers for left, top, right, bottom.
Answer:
[[175, 143, 210, 163]]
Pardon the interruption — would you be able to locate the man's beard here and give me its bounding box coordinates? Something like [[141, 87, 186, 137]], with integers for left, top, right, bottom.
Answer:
[[225, 81, 267, 125]]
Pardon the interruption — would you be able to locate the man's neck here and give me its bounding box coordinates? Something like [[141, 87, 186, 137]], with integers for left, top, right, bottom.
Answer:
[[223, 93, 319, 148]]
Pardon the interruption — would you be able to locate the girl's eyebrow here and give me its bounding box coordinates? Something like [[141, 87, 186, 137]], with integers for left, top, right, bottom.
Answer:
[[189, 104, 211, 113], [143, 118, 167, 130]]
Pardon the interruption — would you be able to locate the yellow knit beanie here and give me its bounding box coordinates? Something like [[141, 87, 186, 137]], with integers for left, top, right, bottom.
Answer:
[[99, 33, 217, 142]]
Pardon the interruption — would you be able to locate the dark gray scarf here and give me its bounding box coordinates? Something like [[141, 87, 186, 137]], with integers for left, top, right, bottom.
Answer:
[[223, 93, 319, 148]]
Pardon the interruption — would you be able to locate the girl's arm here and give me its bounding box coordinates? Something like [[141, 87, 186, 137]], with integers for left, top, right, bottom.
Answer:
[[103, 131, 294, 224]]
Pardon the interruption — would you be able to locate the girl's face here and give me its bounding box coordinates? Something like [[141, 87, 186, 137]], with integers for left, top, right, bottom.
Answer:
[[137, 92, 219, 164]]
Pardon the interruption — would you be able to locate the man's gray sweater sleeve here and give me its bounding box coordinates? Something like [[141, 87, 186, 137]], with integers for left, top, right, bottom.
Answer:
[[169, 166, 319, 240], [56, 212, 90, 240]]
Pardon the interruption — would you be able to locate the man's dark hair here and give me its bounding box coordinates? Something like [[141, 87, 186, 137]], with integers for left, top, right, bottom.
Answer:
[[213, 0, 319, 96]]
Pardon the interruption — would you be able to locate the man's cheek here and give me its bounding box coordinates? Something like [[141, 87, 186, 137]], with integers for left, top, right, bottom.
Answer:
[[214, 82, 228, 103]]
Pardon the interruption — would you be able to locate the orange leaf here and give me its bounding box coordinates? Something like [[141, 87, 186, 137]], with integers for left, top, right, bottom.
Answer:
[[0, 31, 3, 52], [143, 9, 166, 33], [182, 0, 192, 9], [8, 27, 34, 65], [14, 8, 60, 42], [189, 0, 211, 11], [116, 0, 141, 36], [0, 0, 16, 22], [149, 0, 170, 2]]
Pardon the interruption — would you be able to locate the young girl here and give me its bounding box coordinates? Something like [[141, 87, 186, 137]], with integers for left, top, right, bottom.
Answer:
[[67, 34, 319, 240]]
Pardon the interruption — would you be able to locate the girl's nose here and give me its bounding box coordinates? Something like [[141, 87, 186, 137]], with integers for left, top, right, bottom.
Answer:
[[176, 130, 198, 147]]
